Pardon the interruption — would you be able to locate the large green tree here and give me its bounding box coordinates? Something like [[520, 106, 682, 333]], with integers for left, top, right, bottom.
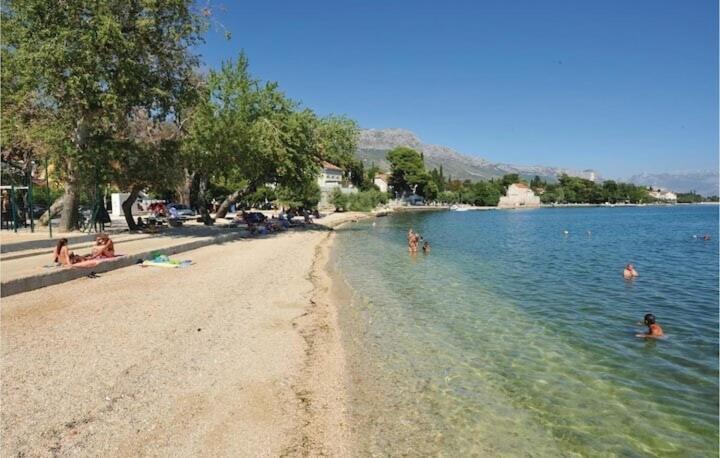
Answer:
[[186, 54, 359, 218], [2, 0, 205, 231], [386, 146, 436, 198]]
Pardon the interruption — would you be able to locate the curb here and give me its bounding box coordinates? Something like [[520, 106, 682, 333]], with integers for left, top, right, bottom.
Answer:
[[1, 232, 245, 298]]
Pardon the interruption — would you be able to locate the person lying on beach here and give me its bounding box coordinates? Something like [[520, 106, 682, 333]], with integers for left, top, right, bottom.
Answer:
[[623, 264, 639, 279], [90, 233, 115, 258], [52, 238, 85, 266], [636, 313, 664, 339], [422, 241, 431, 253]]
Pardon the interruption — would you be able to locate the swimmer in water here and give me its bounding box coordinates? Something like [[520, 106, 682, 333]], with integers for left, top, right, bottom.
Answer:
[[422, 240, 431, 253], [636, 313, 664, 339], [623, 263, 639, 279], [703, 234, 711, 241]]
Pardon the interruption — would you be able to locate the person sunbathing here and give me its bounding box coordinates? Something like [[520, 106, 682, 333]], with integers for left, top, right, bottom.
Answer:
[[90, 233, 115, 258], [52, 238, 84, 266], [623, 264, 639, 279]]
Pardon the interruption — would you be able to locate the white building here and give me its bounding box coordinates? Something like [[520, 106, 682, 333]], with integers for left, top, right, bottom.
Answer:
[[317, 161, 343, 190], [649, 190, 677, 202], [317, 161, 356, 210], [374, 173, 389, 193], [110, 191, 163, 217], [497, 183, 541, 209]]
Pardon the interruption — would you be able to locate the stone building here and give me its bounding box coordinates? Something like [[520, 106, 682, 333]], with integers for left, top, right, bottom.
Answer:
[[497, 183, 541, 209]]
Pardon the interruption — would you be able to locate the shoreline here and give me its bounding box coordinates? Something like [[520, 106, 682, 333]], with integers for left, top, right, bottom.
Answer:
[[282, 213, 369, 455]]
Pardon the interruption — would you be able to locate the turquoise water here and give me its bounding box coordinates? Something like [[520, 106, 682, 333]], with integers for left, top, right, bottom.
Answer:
[[334, 205, 719, 456]]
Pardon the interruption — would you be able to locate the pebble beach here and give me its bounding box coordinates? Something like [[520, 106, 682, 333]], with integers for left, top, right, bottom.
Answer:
[[0, 213, 364, 456]]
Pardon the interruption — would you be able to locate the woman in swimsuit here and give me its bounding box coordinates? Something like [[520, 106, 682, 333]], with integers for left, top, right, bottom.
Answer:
[[52, 238, 83, 266], [90, 233, 115, 258]]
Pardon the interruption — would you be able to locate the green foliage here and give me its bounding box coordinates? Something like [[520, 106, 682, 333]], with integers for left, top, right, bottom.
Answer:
[[315, 116, 359, 168], [441, 173, 652, 206], [2, 0, 205, 170], [676, 192, 703, 203], [501, 173, 521, 187], [330, 189, 387, 212], [386, 146, 436, 198], [276, 181, 321, 209]]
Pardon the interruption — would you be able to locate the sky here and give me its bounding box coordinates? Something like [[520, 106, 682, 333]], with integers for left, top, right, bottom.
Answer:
[[196, 0, 718, 178]]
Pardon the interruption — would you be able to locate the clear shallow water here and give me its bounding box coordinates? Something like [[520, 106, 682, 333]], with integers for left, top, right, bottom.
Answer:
[[334, 206, 719, 456]]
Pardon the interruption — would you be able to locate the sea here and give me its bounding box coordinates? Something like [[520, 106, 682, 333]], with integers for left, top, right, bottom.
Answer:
[[332, 205, 718, 457]]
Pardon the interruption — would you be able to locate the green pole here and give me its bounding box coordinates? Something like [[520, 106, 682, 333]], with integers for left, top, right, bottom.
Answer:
[[28, 165, 35, 233], [10, 185, 18, 233], [46, 157, 52, 239]]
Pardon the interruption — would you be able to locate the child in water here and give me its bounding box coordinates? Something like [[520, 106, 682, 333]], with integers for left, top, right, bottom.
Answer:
[[422, 241, 431, 253], [636, 313, 664, 339]]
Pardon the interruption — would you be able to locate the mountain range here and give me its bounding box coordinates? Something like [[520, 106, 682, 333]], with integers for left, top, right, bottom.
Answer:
[[357, 128, 718, 195], [357, 128, 600, 182], [625, 171, 719, 197]]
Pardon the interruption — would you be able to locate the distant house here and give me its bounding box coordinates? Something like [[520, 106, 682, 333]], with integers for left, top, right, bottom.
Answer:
[[317, 161, 343, 189], [498, 183, 541, 209], [374, 173, 389, 193], [317, 161, 356, 210], [649, 189, 677, 202]]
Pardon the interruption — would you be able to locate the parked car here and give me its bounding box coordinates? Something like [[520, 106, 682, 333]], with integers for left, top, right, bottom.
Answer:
[[31, 204, 47, 219], [166, 203, 196, 217]]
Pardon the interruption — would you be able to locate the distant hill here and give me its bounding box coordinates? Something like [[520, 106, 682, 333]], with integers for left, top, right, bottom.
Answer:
[[357, 128, 600, 182], [626, 171, 719, 197]]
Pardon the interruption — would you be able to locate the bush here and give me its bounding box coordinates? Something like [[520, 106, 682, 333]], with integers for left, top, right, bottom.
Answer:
[[331, 189, 387, 212]]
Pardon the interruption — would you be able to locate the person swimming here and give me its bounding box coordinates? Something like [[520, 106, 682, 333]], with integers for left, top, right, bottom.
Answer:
[[636, 313, 664, 339], [623, 263, 639, 279], [422, 240, 431, 253]]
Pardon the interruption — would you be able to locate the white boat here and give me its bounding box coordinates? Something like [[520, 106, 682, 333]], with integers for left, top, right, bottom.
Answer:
[[450, 204, 471, 211]]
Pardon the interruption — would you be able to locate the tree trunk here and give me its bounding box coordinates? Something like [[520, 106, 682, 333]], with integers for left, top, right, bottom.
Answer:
[[59, 116, 91, 232], [39, 196, 64, 226], [197, 175, 209, 215], [58, 179, 80, 232], [121, 186, 141, 231], [214, 185, 251, 219], [176, 169, 193, 206]]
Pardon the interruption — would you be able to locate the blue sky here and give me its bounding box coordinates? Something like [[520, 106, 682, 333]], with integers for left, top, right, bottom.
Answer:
[[196, 0, 718, 178]]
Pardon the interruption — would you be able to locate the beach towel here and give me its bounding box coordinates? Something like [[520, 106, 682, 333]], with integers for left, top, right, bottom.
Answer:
[[141, 254, 192, 269], [72, 255, 125, 268]]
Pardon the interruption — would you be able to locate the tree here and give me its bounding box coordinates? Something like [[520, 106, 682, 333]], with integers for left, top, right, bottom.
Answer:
[[188, 54, 358, 219], [110, 109, 183, 229], [386, 146, 435, 198], [501, 173, 521, 187], [2, 0, 205, 231]]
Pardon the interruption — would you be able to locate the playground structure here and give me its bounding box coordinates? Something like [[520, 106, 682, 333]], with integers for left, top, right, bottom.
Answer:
[[1, 158, 111, 236]]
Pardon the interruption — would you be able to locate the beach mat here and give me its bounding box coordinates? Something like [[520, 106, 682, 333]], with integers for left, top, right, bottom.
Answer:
[[141, 257, 192, 269]]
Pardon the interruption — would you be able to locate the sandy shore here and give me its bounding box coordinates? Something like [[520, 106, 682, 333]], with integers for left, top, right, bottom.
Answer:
[[1, 212, 366, 456]]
